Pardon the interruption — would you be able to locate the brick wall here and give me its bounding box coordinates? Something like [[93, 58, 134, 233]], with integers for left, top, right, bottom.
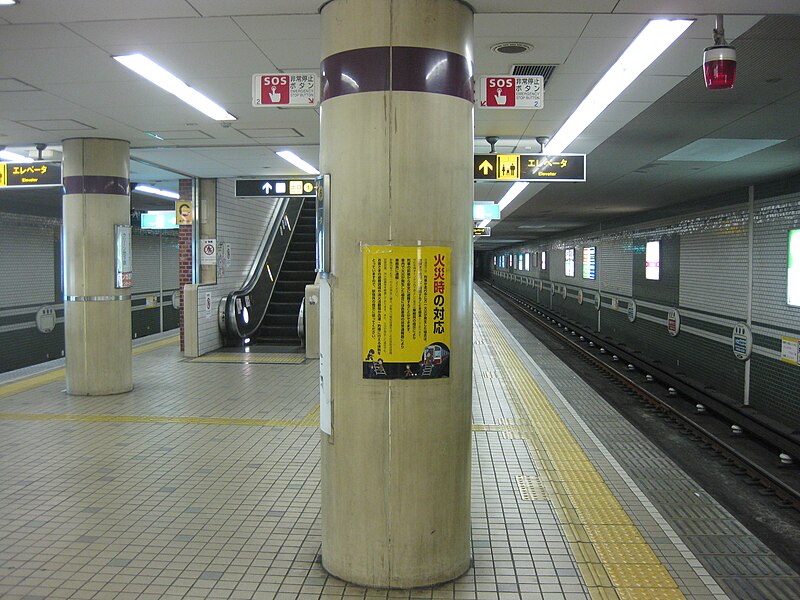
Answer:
[[178, 178, 193, 351]]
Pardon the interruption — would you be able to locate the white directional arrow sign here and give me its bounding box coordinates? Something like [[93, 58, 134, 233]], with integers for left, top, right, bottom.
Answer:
[[262, 182, 272, 194]]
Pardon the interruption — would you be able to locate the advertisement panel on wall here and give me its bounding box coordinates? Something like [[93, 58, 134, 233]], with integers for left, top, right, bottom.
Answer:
[[646, 240, 661, 280], [565, 247, 575, 277], [115, 225, 132, 288], [788, 229, 800, 306], [582, 246, 596, 279], [362, 245, 451, 379]]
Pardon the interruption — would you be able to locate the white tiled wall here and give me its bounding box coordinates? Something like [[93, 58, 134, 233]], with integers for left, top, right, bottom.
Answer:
[[599, 235, 631, 296], [679, 208, 749, 317], [752, 193, 800, 329]]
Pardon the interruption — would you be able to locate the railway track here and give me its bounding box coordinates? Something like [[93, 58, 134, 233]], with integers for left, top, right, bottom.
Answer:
[[481, 281, 800, 514]]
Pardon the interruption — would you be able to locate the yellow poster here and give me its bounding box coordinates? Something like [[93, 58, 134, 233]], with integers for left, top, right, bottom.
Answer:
[[362, 245, 451, 379], [176, 200, 192, 225], [0, 163, 6, 187]]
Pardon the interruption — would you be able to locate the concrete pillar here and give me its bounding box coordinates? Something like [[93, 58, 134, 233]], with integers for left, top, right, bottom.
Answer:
[[319, 0, 474, 588], [62, 138, 133, 395]]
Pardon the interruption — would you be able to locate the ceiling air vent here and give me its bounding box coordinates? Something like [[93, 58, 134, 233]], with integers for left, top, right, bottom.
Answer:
[[511, 64, 557, 86], [491, 42, 533, 55]]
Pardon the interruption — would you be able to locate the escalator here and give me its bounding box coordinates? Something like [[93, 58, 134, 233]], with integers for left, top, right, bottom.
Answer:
[[255, 200, 316, 345], [219, 197, 317, 347]]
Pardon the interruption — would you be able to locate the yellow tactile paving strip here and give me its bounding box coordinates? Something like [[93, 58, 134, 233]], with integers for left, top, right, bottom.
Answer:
[[190, 352, 305, 364], [0, 335, 179, 399], [475, 300, 685, 600]]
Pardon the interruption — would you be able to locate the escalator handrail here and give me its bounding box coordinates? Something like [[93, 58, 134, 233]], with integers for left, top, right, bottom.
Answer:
[[220, 198, 305, 340]]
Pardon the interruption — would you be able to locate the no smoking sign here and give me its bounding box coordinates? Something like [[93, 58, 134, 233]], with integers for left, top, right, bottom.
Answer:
[[200, 238, 217, 266]]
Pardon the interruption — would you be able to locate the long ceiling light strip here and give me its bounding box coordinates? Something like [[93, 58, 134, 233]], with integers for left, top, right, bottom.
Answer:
[[113, 53, 236, 121], [276, 150, 320, 175], [0, 149, 33, 162], [546, 18, 693, 154], [134, 184, 180, 199], [497, 181, 530, 212], [489, 18, 694, 222]]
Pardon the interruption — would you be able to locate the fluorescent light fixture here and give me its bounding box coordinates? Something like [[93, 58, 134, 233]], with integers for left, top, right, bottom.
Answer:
[[546, 19, 693, 154], [0, 1, 19, 5], [477, 218, 491, 228], [134, 184, 180, 199], [482, 18, 692, 228], [113, 53, 236, 121], [497, 181, 529, 211], [0, 149, 33, 162], [276, 150, 320, 175]]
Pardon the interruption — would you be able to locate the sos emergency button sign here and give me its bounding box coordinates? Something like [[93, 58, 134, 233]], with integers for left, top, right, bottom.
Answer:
[[479, 75, 544, 109], [252, 73, 319, 107]]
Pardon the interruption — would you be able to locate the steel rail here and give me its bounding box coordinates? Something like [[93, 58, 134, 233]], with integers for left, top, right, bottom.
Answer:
[[482, 281, 800, 511]]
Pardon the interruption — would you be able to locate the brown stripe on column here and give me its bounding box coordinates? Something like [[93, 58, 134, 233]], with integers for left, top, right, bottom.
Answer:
[[392, 46, 473, 102], [63, 175, 130, 196], [321, 46, 473, 102], [322, 47, 390, 101]]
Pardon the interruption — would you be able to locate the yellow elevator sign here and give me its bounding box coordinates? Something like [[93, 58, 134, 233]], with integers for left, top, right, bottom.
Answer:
[[497, 154, 520, 180]]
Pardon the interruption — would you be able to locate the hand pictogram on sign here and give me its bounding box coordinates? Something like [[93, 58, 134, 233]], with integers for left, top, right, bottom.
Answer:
[[260, 75, 289, 105], [486, 77, 516, 108]]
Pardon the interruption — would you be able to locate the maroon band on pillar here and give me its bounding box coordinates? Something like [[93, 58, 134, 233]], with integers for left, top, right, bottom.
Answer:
[[321, 46, 473, 102], [63, 175, 130, 196]]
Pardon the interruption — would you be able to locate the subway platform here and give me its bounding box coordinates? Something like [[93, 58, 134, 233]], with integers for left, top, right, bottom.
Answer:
[[1, 288, 799, 599]]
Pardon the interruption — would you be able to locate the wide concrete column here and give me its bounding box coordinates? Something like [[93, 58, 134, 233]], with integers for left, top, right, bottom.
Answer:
[[320, 0, 474, 588], [62, 138, 133, 395]]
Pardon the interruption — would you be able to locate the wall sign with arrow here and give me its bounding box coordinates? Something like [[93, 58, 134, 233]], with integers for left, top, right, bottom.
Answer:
[[473, 154, 586, 182], [235, 178, 317, 197]]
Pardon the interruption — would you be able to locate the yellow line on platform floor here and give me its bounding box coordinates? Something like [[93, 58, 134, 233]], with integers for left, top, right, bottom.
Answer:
[[0, 404, 318, 428], [1, 405, 511, 434], [475, 300, 685, 600], [0, 335, 178, 399], [133, 335, 179, 356]]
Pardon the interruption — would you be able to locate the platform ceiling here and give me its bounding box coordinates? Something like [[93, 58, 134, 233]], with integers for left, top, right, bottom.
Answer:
[[1, 1, 800, 247]]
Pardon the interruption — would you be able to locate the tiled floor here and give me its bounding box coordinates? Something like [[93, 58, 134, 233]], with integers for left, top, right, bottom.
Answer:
[[0, 291, 796, 599]]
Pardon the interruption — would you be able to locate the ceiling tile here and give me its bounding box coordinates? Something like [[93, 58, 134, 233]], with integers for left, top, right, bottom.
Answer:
[[237, 128, 303, 139], [1, 0, 197, 23], [474, 13, 590, 38], [188, 0, 321, 17], [0, 23, 90, 49], [470, 1, 618, 13], [16, 118, 95, 131], [0, 78, 39, 92], [234, 15, 320, 40], [67, 17, 248, 47]]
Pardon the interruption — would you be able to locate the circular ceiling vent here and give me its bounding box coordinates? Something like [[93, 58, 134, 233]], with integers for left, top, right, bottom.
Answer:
[[491, 42, 533, 55]]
